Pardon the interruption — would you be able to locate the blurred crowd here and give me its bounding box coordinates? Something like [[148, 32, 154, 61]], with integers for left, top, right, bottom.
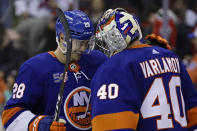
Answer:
[[0, 0, 197, 130]]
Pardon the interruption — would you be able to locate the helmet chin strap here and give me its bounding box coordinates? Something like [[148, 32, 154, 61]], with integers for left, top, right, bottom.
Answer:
[[56, 37, 83, 56], [56, 37, 68, 55]]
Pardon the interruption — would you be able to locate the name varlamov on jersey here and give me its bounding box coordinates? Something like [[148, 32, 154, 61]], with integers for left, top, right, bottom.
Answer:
[[139, 57, 180, 78]]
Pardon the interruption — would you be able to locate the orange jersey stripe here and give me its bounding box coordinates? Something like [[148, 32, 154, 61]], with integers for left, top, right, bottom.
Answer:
[[128, 44, 151, 49], [187, 106, 197, 128], [96, 15, 115, 33], [48, 51, 56, 58], [2, 107, 24, 126], [29, 115, 46, 131], [92, 111, 139, 131]]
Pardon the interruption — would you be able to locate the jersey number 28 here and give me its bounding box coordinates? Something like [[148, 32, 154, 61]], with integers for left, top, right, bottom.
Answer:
[[140, 76, 187, 130], [13, 83, 26, 99]]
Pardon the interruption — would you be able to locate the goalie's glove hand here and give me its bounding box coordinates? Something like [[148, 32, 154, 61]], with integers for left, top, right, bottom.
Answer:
[[28, 115, 66, 131], [145, 34, 172, 50]]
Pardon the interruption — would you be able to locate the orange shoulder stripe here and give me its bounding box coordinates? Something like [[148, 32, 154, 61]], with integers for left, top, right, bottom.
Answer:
[[48, 51, 56, 58], [29, 115, 46, 131], [129, 44, 151, 49], [92, 111, 139, 131], [187, 106, 197, 128], [2, 107, 24, 126]]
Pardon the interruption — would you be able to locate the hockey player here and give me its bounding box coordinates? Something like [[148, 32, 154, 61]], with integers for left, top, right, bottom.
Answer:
[[2, 10, 107, 131], [91, 8, 197, 131]]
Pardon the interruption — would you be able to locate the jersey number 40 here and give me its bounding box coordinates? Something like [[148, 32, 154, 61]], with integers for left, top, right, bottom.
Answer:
[[140, 76, 187, 130]]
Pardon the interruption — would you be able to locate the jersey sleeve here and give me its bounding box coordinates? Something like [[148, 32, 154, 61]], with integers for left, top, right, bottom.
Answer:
[[2, 63, 44, 131], [91, 64, 139, 131], [179, 61, 197, 130]]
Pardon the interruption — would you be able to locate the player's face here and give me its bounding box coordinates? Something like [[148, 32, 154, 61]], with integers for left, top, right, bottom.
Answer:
[[59, 33, 89, 61], [70, 39, 88, 61]]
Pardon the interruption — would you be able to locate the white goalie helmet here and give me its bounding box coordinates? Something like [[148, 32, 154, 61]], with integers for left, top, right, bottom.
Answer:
[[96, 8, 142, 57]]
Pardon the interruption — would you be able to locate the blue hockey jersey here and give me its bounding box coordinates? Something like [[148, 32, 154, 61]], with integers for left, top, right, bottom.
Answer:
[[91, 44, 197, 131], [2, 50, 107, 131]]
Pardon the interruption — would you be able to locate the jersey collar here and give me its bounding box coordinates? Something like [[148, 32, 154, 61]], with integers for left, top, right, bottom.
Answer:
[[128, 43, 151, 49]]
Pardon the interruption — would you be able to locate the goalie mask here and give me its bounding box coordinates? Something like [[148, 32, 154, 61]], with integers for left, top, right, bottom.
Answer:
[[56, 10, 94, 54], [96, 8, 142, 57]]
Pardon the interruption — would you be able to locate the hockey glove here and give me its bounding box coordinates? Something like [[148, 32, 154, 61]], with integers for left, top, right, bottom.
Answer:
[[28, 115, 66, 131]]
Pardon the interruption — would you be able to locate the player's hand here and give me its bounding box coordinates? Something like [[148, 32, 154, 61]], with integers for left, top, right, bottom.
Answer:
[[29, 115, 66, 131]]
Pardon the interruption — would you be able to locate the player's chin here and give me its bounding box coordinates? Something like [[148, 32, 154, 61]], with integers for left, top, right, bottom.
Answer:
[[71, 53, 82, 61]]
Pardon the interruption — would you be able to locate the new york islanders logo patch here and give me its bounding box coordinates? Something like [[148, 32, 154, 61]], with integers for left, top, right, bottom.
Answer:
[[64, 86, 91, 130]]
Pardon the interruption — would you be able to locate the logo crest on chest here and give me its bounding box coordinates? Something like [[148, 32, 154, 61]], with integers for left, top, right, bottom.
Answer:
[[64, 86, 91, 130]]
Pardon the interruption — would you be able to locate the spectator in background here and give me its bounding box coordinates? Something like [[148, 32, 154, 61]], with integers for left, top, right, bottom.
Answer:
[[12, 0, 74, 58], [0, 0, 11, 27], [142, 4, 159, 36], [187, 54, 197, 89], [0, 22, 20, 80], [41, 17, 57, 52], [89, 0, 104, 29], [0, 71, 11, 117], [14, 0, 74, 18], [0, 72, 8, 113], [0, 22, 14, 131], [172, 0, 191, 59], [79, 0, 91, 13], [187, 27, 197, 89], [14, 16, 56, 57], [13, 0, 74, 28], [0, 0, 9, 18], [0, 22, 18, 110], [152, 8, 177, 48], [104, 0, 142, 15], [172, 0, 193, 59], [172, 0, 197, 28]]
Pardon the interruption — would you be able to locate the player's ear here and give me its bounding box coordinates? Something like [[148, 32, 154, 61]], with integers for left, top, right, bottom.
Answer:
[[59, 33, 64, 42]]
